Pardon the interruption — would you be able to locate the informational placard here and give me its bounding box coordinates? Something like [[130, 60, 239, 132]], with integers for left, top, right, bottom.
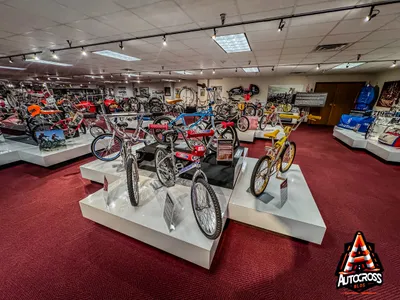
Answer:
[[280, 179, 288, 207], [103, 175, 109, 206], [35, 129, 66, 151], [217, 139, 233, 162], [294, 92, 328, 107], [163, 191, 176, 232]]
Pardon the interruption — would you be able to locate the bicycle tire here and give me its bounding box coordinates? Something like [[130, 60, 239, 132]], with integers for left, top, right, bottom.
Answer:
[[280, 141, 296, 173], [91, 133, 123, 161], [245, 105, 256, 116], [256, 108, 264, 118], [191, 177, 222, 240], [179, 88, 196, 107], [283, 104, 292, 112], [126, 155, 140, 206], [259, 115, 267, 130], [154, 148, 175, 187], [237, 116, 250, 132], [89, 125, 106, 138], [204, 121, 237, 152], [365, 123, 374, 139], [250, 155, 272, 197]]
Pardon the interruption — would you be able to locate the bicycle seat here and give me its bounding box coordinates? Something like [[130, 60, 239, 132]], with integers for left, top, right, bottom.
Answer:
[[166, 99, 183, 104], [116, 121, 128, 128], [264, 130, 280, 139]]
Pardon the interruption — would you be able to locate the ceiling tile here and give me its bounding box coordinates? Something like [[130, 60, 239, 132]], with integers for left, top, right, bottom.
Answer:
[[253, 49, 282, 56], [69, 19, 122, 37], [246, 29, 286, 43], [288, 22, 337, 39], [295, 0, 358, 14], [237, 0, 296, 15], [347, 40, 396, 50], [345, 4, 400, 20], [290, 11, 347, 27], [250, 40, 284, 51], [0, 30, 13, 38], [96, 10, 155, 33], [331, 16, 396, 35], [131, 1, 193, 27], [55, 0, 124, 17], [284, 36, 324, 47], [281, 46, 314, 54], [321, 32, 369, 44], [362, 29, 400, 41], [44, 25, 95, 41], [241, 8, 293, 22], [114, 0, 164, 9]]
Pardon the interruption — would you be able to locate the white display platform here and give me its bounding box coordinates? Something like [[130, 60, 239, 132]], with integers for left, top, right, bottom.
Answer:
[[237, 130, 255, 142], [366, 139, 400, 162], [332, 126, 367, 149], [80, 172, 232, 269], [0, 133, 94, 167], [228, 157, 326, 245]]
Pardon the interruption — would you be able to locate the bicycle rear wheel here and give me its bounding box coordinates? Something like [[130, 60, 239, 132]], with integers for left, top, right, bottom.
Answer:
[[126, 155, 140, 206], [205, 121, 237, 152], [89, 125, 106, 138], [154, 148, 175, 187], [91, 133, 123, 161], [250, 155, 272, 197], [237, 116, 250, 132], [280, 141, 296, 173], [191, 177, 222, 240]]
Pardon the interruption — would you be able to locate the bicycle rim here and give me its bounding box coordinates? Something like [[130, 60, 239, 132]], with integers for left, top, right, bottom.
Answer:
[[253, 157, 271, 195], [280, 142, 296, 173], [90, 125, 105, 138], [92, 134, 122, 161], [237, 117, 249, 132], [155, 149, 175, 187]]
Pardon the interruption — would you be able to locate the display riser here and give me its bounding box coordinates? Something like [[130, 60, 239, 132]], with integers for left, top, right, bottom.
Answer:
[[365, 139, 400, 162], [333, 126, 367, 148], [237, 130, 255, 142], [79, 173, 232, 269], [228, 158, 326, 245], [136, 145, 248, 189]]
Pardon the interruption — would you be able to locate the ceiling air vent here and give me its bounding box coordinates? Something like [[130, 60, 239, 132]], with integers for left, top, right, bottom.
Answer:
[[290, 71, 305, 75], [121, 68, 134, 71], [314, 43, 349, 52]]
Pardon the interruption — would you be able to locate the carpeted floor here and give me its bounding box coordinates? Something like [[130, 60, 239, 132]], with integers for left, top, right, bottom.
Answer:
[[1, 125, 399, 299]]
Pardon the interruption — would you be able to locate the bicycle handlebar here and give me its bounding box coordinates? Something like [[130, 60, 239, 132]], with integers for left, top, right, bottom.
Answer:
[[149, 124, 169, 130], [308, 114, 321, 121], [279, 113, 300, 120]]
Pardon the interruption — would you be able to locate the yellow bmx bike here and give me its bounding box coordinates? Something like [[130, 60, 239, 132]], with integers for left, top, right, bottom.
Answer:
[[250, 113, 321, 197]]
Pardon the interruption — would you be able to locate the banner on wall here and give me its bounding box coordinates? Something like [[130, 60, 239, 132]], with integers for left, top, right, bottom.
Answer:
[[267, 85, 304, 104], [376, 81, 400, 108]]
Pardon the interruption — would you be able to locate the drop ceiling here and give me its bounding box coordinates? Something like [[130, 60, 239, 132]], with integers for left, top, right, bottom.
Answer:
[[0, 0, 400, 82]]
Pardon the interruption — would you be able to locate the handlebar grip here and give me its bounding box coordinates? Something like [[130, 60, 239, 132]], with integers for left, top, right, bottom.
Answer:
[[308, 114, 322, 121], [279, 113, 300, 120], [149, 124, 169, 130], [221, 121, 234, 128]]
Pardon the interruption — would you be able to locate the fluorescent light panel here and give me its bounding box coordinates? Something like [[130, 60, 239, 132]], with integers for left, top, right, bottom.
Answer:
[[121, 73, 139, 77], [333, 62, 365, 69], [26, 59, 73, 66], [0, 66, 26, 70], [214, 33, 251, 53], [93, 50, 140, 61], [242, 67, 259, 73], [174, 71, 192, 75]]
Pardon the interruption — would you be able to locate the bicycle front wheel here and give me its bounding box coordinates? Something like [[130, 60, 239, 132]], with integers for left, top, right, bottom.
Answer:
[[126, 155, 139, 206], [91, 133, 123, 161], [191, 177, 222, 240], [237, 116, 250, 132], [154, 148, 175, 187], [250, 155, 272, 197], [259, 115, 268, 130]]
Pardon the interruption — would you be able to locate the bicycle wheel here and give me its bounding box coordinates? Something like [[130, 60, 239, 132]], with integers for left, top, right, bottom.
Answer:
[[172, 104, 184, 117], [205, 121, 237, 152], [245, 105, 256, 116], [91, 133, 123, 161], [191, 177, 222, 240], [280, 141, 296, 173], [126, 155, 140, 206], [237, 116, 250, 132], [151, 116, 175, 145], [256, 108, 264, 118], [154, 148, 175, 187], [271, 114, 278, 127], [259, 115, 268, 130], [250, 155, 272, 197], [143, 131, 156, 145], [283, 103, 292, 112], [89, 125, 106, 138], [179, 88, 195, 107]]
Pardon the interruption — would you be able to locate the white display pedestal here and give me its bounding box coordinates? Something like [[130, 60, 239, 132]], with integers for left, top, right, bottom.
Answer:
[[80, 173, 231, 269], [332, 126, 367, 149], [366, 139, 400, 162], [228, 157, 326, 245], [0, 133, 94, 167], [237, 130, 255, 142]]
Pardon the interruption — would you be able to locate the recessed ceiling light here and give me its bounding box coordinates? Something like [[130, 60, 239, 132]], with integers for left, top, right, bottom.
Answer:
[[174, 71, 192, 75], [93, 50, 140, 61], [214, 33, 251, 53], [333, 62, 365, 69], [242, 67, 259, 73], [25, 59, 73, 66], [121, 73, 139, 77], [0, 66, 26, 70]]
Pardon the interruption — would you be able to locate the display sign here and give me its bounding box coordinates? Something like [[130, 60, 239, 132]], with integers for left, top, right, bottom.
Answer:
[[163, 191, 176, 232], [103, 175, 109, 206], [280, 178, 288, 207], [35, 129, 66, 151], [294, 92, 328, 107], [217, 139, 234, 162]]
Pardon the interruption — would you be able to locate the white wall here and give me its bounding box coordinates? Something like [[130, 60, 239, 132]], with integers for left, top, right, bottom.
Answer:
[[198, 73, 376, 103]]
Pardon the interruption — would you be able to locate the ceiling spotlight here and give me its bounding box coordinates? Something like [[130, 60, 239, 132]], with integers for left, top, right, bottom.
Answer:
[[89, 81, 91, 84], [317, 64, 320, 70], [119, 41, 124, 51], [365, 5, 380, 22], [138, 80, 141, 83], [278, 19, 286, 32], [128, 74, 131, 77], [213, 69, 215, 74], [91, 75, 94, 79], [163, 35, 167, 46], [138, 72, 141, 76], [81, 47, 87, 56], [178, 79, 181, 82], [125, 80, 128, 83], [8, 57, 13, 64], [47, 77, 51, 80], [100, 75, 104, 79], [110, 74, 113, 78], [392, 60, 397, 68], [52, 51, 58, 59], [183, 70, 186, 74], [200, 70, 203, 74], [212, 28, 217, 40], [34, 53, 39, 61], [272, 66, 275, 71], [159, 71, 161, 75], [57, 77, 60, 80], [357, 54, 361, 61], [36, 78, 39, 81]]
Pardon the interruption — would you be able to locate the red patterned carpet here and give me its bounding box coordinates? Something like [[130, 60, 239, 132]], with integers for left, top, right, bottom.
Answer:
[[1, 125, 399, 299]]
